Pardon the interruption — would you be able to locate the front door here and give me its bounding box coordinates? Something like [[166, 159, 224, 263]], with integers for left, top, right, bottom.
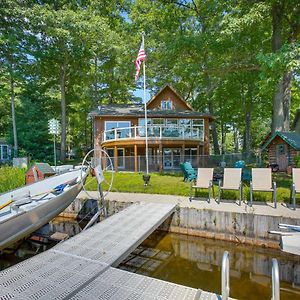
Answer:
[[276, 144, 288, 171], [106, 148, 125, 169], [163, 148, 181, 169]]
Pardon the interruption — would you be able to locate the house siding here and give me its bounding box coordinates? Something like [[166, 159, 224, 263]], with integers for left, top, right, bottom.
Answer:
[[92, 85, 212, 172]]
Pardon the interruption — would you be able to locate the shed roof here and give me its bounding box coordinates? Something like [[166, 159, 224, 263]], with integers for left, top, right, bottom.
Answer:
[[90, 104, 213, 119], [261, 131, 300, 151], [33, 163, 56, 175]]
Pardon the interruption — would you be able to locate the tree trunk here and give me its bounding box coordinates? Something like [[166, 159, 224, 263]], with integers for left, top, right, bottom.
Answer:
[[10, 74, 18, 157], [244, 83, 252, 153], [94, 56, 98, 104], [233, 125, 239, 153], [60, 62, 66, 161], [244, 110, 251, 153], [271, 1, 291, 132], [272, 71, 292, 132], [221, 123, 226, 155], [205, 73, 220, 155], [209, 101, 220, 155]]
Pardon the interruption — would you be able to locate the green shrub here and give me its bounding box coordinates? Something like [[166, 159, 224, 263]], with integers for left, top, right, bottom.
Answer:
[[294, 155, 300, 168], [0, 166, 26, 194]]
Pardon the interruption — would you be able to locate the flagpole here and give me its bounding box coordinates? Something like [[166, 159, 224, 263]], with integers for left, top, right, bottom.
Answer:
[[142, 32, 149, 175]]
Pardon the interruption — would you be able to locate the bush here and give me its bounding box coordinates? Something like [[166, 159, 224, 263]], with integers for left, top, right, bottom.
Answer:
[[294, 155, 300, 168], [0, 166, 26, 194]]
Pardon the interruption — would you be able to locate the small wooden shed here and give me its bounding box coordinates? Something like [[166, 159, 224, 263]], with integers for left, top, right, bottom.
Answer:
[[261, 131, 300, 172], [26, 163, 56, 185]]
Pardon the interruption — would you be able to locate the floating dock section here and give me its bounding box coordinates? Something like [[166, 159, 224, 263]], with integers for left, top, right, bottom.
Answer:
[[0, 202, 222, 299]]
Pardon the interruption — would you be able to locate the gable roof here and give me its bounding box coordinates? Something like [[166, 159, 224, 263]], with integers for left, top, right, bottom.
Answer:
[[33, 163, 56, 175], [261, 131, 300, 150], [146, 84, 193, 110]]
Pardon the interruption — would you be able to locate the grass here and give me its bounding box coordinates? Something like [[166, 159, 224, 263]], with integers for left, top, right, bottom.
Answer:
[[0, 166, 26, 194], [84, 171, 296, 204], [85, 172, 191, 196], [0, 167, 296, 205]]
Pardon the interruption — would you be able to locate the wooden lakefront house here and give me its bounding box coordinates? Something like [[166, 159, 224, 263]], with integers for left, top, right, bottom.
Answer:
[[90, 85, 213, 172]]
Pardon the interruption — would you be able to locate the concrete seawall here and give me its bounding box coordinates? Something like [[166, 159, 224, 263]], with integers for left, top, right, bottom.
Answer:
[[59, 193, 300, 249], [159, 207, 300, 248]]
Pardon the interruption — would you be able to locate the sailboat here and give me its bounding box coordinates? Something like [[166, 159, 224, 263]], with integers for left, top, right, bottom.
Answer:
[[0, 168, 88, 250]]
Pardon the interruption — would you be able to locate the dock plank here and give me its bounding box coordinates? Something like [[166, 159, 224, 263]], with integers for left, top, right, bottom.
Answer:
[[0, 202, 224, 300], [53, 202, 176, 266]]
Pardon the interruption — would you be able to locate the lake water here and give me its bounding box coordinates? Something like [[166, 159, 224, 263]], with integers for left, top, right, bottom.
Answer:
[[1, 218, 299, 299], [119, 231, 300, 300]]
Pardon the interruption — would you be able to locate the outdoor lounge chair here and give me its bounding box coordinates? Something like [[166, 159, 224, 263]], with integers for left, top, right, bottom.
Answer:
[[180, 162, 197, 182], [250, 168, 276, 207], [291, 168, 300, 210], [218, 168, 242, 205], [190, 168, 214, 202]]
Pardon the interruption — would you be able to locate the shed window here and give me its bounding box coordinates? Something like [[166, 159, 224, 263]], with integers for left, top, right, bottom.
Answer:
[[277, 144, 286, 156]]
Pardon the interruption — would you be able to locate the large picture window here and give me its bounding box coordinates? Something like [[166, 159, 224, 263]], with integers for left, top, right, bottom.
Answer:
[[134, 118, 204, 141], [192, 119, 204, 140], [104, 121, 131, 140]]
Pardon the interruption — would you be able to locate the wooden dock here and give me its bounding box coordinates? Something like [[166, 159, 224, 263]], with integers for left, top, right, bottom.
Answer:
[[0, 202, 222, 300]]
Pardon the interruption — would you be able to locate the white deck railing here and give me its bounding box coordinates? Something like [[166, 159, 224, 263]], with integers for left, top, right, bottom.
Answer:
[[102, 125, 204, 142]]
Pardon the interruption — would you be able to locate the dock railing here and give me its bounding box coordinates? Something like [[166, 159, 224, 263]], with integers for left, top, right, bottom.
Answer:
[[221, 251, 230, 300], [272, 258, 280, 300], [102, 125, 203, 142]]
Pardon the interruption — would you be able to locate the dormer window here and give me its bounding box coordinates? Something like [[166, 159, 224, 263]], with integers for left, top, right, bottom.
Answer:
[[161, 100, 173, 110]]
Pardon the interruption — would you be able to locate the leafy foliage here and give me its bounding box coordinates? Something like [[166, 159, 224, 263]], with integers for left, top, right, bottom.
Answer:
[[0, 0, 299, 160]]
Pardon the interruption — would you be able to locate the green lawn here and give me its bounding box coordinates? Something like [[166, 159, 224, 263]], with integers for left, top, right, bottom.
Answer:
[[84, 171, 296, 204], [85, 172, 191, 196], [0, 166, 26, 194], [0, 166, 296, 204]]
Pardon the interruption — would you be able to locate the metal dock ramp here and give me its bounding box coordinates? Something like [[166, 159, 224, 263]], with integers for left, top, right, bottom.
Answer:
[[0, 202, 222, 300]]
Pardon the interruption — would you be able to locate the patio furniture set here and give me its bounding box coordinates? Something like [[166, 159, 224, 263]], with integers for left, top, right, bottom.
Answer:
[[182, 163, 300, 209]]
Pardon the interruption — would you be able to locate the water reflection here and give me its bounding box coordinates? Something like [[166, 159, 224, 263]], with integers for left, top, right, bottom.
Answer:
[[119, 231, 300, 300]]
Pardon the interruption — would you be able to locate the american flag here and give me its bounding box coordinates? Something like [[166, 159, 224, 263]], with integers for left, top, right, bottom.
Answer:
[[135, 39, 146, 81]]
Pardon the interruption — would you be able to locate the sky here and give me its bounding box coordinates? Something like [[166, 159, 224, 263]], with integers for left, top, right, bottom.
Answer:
[[133, 88, 151, 103]]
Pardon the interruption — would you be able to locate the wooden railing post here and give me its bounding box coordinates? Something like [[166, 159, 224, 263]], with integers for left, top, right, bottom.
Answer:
[[114, 146, 118, 172], [134, 144, 138, 172]]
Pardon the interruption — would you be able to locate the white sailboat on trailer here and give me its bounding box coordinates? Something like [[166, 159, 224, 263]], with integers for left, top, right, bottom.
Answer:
[[0, 168, 88, 250]]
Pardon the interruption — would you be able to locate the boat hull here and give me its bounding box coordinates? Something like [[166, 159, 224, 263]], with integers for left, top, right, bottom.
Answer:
[[0, 172, 85, 250]]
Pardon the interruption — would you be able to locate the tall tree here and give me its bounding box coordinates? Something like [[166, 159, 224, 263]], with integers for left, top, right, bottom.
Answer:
[[270, 0, 300, 132], [0, 1, 31, 156]]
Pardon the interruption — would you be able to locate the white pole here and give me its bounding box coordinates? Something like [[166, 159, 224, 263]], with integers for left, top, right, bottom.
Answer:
[[142, 32, 149, 174], [54, 133, 57, 170]]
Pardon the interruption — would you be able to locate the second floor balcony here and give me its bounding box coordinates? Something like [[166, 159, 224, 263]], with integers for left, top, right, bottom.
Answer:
[[102, 125, 204, 143]]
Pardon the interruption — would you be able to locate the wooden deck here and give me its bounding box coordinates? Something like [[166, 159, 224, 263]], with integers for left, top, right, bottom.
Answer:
[[0, 202, 223, 300]]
